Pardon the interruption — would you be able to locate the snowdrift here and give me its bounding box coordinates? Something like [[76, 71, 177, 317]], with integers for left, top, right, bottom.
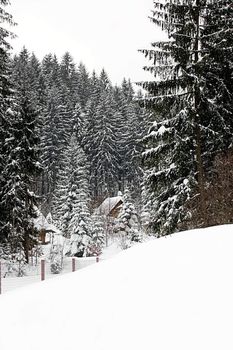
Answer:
[[0, 224, 233, 350]]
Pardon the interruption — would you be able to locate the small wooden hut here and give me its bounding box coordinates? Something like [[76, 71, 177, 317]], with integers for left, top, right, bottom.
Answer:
[[95, 195, 123, 218], [33, 210, 60, 244]]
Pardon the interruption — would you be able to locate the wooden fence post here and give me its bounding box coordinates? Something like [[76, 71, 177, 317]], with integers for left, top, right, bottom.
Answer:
[[72, 258, 76, 272], [41, 259, 45, 281]]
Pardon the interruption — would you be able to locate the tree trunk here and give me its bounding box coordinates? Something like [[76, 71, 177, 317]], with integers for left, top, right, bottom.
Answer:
[[23, 232, 30, 264], [194, 0, 206, 226]]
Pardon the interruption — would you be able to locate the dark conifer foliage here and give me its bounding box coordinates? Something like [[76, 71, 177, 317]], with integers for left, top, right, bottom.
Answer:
[[2, 46, 42, 262], [7, 48, 145, 226], [76, 63, 91, 108], [140, 0, 233, 236], [92, 88, 120, 198], [0, 0, 17, 247], [1, 98, 41, 263], [201, 1, 233, 153]]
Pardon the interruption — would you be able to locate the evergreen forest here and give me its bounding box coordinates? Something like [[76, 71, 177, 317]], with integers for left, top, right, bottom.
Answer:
[[0, 0, 232, 271]]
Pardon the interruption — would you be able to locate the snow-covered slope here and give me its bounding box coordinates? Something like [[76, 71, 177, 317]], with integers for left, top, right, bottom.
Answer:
[[0, 224, 233, 350]]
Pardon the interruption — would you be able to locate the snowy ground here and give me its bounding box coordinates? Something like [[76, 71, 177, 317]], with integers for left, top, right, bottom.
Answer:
[[0, 224, 233, 350], [1, 240, 122, 293]]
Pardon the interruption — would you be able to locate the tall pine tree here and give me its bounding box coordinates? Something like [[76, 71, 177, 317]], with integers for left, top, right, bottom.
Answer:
[[140, 0, 233, 235]]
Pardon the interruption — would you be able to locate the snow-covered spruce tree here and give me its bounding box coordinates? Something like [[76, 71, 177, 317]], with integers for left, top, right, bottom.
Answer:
[[4, 49, 43, 265], [115, 188, 142, 249], [123, 100, 144, 191], [12, 49, 44, 113], [39, 54, 76, 211], [201, 1, 233, 153], [0, 0, 16, 246], [1, 96, 42, 264], [129, 90, 148, 192], [53, 134, 91, 243], [0, 1, 37, 271], [184, 1, 233, 227], [68, 191, 92, 257], [111, 86, 128, 191], [84, 69, 121, 200], [11, 48, 44, 204], [140, 173, 153, 235], [86, 214, 105, 257], [83, 71, 102, 199], [64, 138, 93, 257], [92, 89, 120, 198], [139, 0, 233, 236], [73, 102, 86, 145], [76, 63, 91, 109], [60, 52, 77, 99], [113, 81, 145, 196], [27, 53, 47, 197], [28, 53, 44, 108], [41, 82, 71, 210], [59, 52, 80, 121], [99, 68, 111, 92]]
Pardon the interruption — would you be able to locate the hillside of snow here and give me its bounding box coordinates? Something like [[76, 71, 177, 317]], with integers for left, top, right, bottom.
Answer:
[[0, 224, 233, 350]]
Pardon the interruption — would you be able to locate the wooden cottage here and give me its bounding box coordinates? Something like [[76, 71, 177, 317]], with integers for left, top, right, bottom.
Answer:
[[95, 195, 123, 218], [33, 210, 60, 244]]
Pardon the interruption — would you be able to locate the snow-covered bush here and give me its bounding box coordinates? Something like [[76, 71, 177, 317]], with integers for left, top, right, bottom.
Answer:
[[50, 260, 62, 274], [49, 233, 64, 274]]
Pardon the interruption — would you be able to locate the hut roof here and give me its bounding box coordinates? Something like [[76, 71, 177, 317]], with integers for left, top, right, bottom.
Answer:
[[95, 196, 122, 216], [33, 208, 60, 234]]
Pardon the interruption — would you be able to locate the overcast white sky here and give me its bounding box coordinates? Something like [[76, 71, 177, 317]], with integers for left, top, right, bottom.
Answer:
[[9, 0, 164, 85]]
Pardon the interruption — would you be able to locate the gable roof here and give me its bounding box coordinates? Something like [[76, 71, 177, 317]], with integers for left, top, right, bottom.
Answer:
[[95, 196, 122, 216], [33, 208, 60, 234]]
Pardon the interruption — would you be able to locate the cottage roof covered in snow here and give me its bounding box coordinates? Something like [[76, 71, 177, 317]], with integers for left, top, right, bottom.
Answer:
[[33, 209, 60, 234], [95, 196, 122, 216]]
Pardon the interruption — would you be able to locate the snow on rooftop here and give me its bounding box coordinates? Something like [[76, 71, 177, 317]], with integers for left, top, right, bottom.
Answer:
[[0, 224, 233, 350], [33, 208, 60, 234], [95, 195, 122, 216]]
